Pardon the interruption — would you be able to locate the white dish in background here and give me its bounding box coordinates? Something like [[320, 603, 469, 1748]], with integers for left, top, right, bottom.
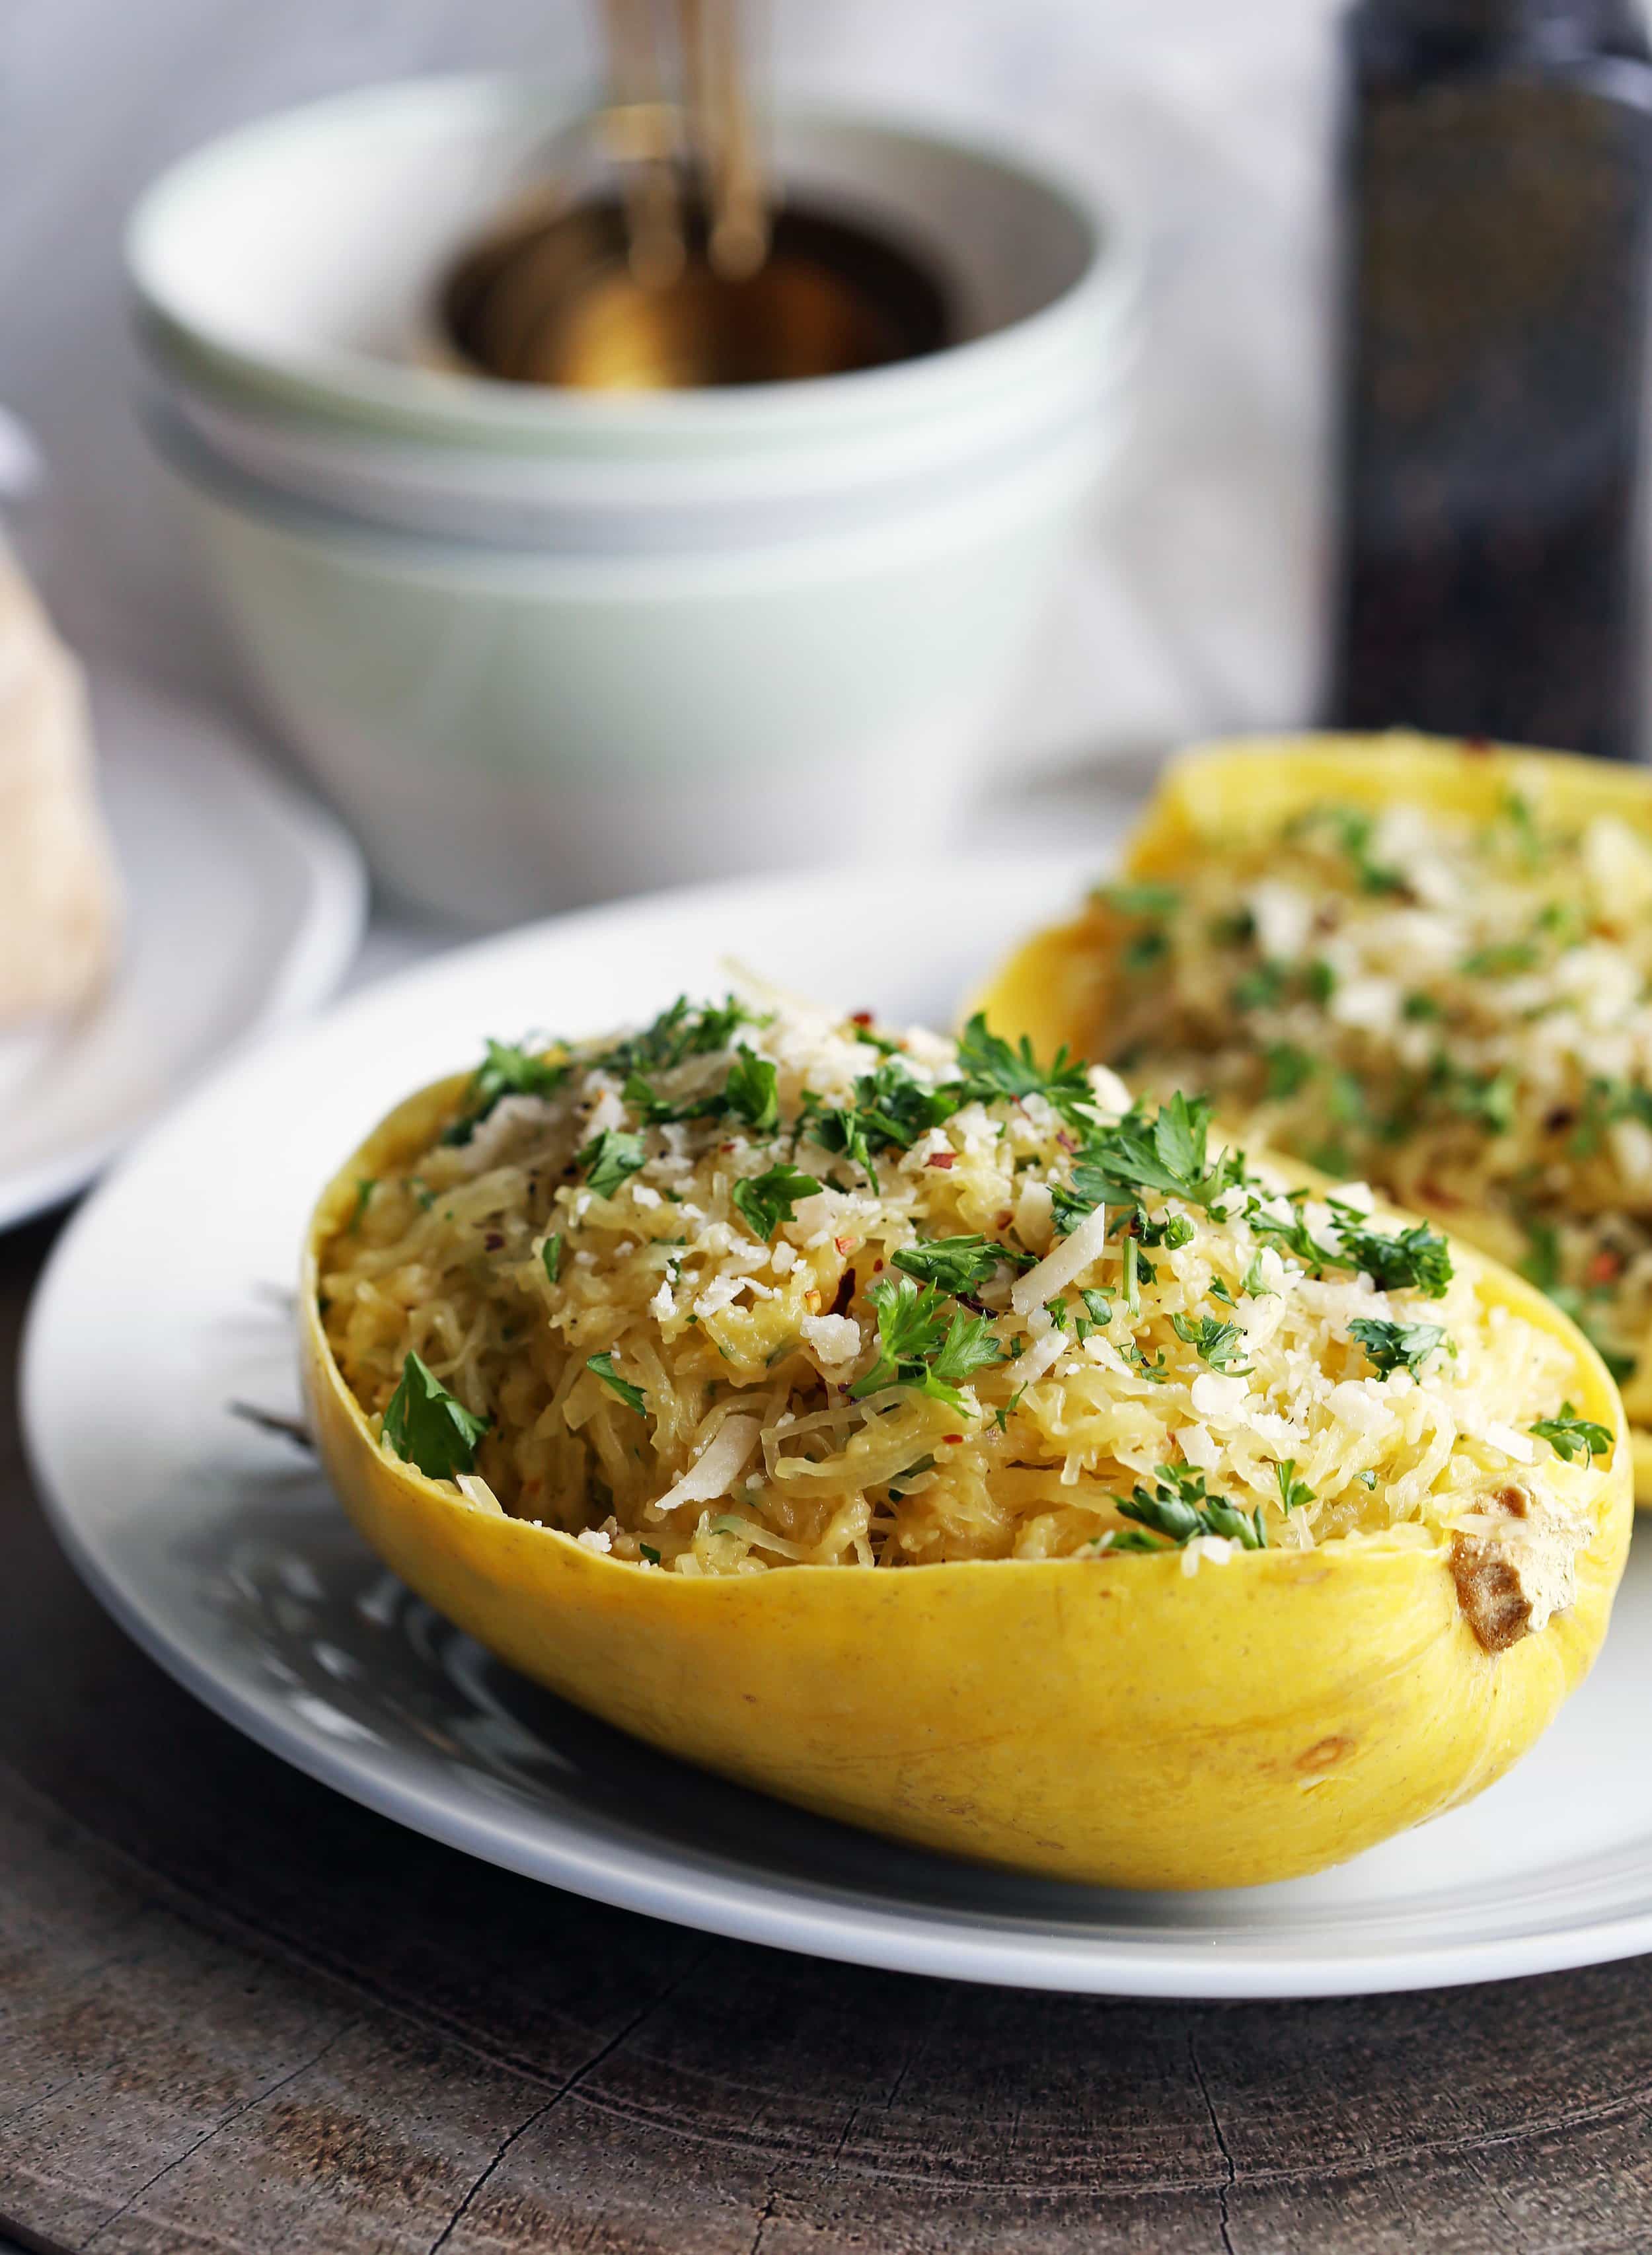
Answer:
[[128, 83, 1133, 460], [129, 80, 1137, 928], [22, 855, 1652, 1997], [0, 667, 365, 1229]]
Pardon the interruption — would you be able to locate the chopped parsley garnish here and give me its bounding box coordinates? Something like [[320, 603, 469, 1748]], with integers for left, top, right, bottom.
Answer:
[[1460, 939, 1539, 978], [1530, 1403, 1613, 1464], [807, 1057, 956, 1171], [892, 1234, 1016, 1296], [1053, 1090, 1243, 1234], [1520, 1218, 1565, 1299], [1349, 1317, 1448, 1378], [1265, 1043, 1313, 1100], [381, 1351, 488, 1478], [1111, 1463, 1266, 1551], [442, 1038, 569, 1146], [621, 1070, 687, 1125], [1501, 788, 1544, 870], [638, 1543, 662, 1565], [1125, 929, 1170, 971], [1302, 805, 1408, 897], [731, 1161, 822, 1240], [1304, 958, 1337, 1004], [1233, 960, 1287, 1012], [578, 1128, 647, 1199], [723, 1046, 780, 1132], [344, 1177, 375, 1234], [541, 1233, 563, 1284], [1079, 1288, 1113, 1326], [1274, 1458, 1314, 1512], [1240, 1249, 1273, 1297], [954, 1013, 1098, 1128], [1332, 1212, 1454, 1298], [1402, 990, 1442, 1022], [1094, 879, 1182, 918], [1170, 1313, 1252, 1372], [586, 1351, 646, 1414], [850, 1276, 1004, 1409], [1430, 1054, 1517, 1136], [1569, 1075, 1652, 1158], [600, 994, 770, 1074]]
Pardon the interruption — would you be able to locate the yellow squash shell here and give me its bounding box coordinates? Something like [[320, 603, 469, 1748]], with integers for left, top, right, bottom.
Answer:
[[302, 1072, 1632, 1892], [975, 730, 1652, 1504]]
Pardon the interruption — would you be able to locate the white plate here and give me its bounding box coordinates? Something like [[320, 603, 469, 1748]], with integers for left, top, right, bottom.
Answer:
[[0, 667, 365, 1228], [22, 855, 1652, 1998]]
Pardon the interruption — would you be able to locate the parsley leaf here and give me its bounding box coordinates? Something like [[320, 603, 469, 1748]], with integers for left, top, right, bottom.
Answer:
[[586, 1351, 646, 1414], [541, 1233, 562, 1284], [1094, 879, 1181, 918], [732, 1161, 821, 1240], [954, 1013, 1097, 1127], [578, 1129, 647, 1199], [806, 1058, 956, 1171], [344, 1177, 375, 1234], [442, 1038, 568, 1146], [1170, 1312, 1252, 1372], [381, 1351, 488, 1478], [1304, 805, 1408, 896], [1349, 1317, 1447, 1378], [1113, 1463, 1267, 1551], [600, 994, 770, 1074], [1530, 1403, 1613, 1464], [1057, 1092, 1242, 1230], [925, 1307, 1006, 1405], [1333, 1215, 1454, 1298], [1461, 939, 1538, 978], [724, 1046, 780, 1132], [622, 1070, 689, 1125], [892, 1234, 1014, 1296], [1275, 1458, 1314, 1512], [850, 1276, 1003, 1406], [1265, 1043, 1313, 1100]]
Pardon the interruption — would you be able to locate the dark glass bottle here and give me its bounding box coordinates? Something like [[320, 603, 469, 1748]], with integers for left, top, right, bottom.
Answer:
[[1329, 0, 1652, 760]]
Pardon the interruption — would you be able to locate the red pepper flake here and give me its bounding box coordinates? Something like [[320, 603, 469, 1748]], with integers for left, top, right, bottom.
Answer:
[[942, 1433, 963, 1446], [926, 1151, 956, 1169], [1589, 1248, 1624, 1286], [1461, 734, 1493, 758], [850, 1010, 874, 1026], [720, 1140, 737, 1154], [996, 1210, 1014, 1230], [872, 1257, 885, 1273], [484, 1232, 504, 1251], [835, 1236, 855, 1256]]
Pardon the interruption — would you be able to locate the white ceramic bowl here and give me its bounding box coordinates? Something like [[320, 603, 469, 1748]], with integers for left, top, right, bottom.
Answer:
[[131, 77, 1136, 921], [129, 81, 1133, 457], [163, 408, 1111, 925]]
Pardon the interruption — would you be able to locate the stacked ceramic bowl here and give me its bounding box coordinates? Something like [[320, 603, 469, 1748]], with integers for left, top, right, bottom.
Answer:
[[130, 76, 1138, 924]]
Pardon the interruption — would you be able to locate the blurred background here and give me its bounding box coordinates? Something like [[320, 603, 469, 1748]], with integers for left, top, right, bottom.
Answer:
[[1, 0, 1335, 786]]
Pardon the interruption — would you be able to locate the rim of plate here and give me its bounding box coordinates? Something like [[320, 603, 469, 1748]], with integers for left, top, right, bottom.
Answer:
[[20, 856, 1652, 1997]]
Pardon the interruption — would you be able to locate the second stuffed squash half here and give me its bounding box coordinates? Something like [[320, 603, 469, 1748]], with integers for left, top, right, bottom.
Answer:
[[976, 730, 1652, 1500]]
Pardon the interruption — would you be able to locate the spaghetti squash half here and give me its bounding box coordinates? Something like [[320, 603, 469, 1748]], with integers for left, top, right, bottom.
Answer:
[[303, 988, 1628, 1888], [978, 733, 1652, 1502]]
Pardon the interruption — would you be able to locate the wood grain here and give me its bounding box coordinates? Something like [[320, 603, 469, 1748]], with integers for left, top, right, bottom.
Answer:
[[4, 1214, 1652, 2254]]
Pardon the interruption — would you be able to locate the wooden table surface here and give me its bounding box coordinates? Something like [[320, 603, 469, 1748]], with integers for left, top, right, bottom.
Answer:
[[5, 1214, 1652, 2255]]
